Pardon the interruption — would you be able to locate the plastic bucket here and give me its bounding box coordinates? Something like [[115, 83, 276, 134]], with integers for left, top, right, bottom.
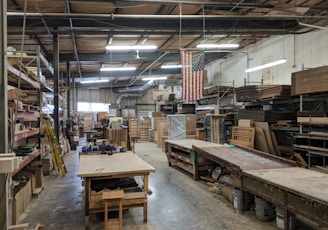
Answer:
[[275, 207, 296, 230], [254, 197, 274, 221], [233, 187, 250, 212], [276, 207, 284, 229]]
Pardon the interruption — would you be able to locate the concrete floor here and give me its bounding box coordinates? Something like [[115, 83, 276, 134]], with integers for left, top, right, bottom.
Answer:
[[19, 141, 322, 230]]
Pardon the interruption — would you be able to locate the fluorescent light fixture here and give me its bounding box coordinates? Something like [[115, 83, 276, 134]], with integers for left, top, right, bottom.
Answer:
[[100, 67, 136, 71], [106, 45, 157, 50], [245, 59, 287, 73], [80, 79, 109, 84], [142, 76, 167, 81], [161, 64, 182, 69], [196, 43, 239, 49]]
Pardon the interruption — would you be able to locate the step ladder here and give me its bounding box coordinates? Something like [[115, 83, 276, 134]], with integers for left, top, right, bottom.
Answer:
[[43, 119, 67, 176]]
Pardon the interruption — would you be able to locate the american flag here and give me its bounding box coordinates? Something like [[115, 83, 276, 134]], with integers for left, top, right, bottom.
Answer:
[[180, 50, 205, 101]]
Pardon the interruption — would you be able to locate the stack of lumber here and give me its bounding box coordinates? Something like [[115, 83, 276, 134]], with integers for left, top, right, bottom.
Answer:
[[297, 111, 328, 125], [235, 85, 272, 102], [291, 66, 328, 96], [259, 85, 291, 100]]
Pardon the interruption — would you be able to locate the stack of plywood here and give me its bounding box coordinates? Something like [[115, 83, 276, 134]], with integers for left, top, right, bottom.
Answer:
[[259, 85, 291, 100], [237, 109, 295, 122], [291, 66, 328, 96], [235, 85, 273, 102]]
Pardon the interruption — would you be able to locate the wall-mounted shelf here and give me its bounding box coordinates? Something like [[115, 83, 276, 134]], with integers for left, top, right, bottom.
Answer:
[[10, 150, 41, 176]]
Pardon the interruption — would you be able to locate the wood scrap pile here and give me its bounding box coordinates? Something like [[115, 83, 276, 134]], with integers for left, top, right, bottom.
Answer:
[[291, 66, 328, 96]]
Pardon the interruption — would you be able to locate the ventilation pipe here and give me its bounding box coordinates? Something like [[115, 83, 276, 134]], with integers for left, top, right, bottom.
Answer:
[[113, 80, 154, 94], [116, 94, 143, 108]]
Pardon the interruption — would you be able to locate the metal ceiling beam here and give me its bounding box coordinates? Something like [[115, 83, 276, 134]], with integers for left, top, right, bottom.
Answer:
[[7, 12, 326, 20]]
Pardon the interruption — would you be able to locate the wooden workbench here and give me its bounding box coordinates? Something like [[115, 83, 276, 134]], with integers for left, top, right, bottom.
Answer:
[[164, 139, 223, 180], [78, 151, 155, 228], [192, 144, 296, 175], [243, 167, 328, 228]]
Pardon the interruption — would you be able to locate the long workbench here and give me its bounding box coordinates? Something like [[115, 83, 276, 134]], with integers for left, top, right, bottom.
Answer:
[[164, 139, 223, 180], [78, 151, 155, 228], [243, 167, 328, 229], [192, 143, 328, 229]]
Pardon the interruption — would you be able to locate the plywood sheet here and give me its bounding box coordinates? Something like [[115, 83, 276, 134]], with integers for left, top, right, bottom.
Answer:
[[243, 167, 328, 204], [78, 152, 155, 177], [254, 127, 270, 153], [254, 122, 276, 155]]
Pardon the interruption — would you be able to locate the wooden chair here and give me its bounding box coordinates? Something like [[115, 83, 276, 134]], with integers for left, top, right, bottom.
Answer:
[[102, 190, 125, 230]]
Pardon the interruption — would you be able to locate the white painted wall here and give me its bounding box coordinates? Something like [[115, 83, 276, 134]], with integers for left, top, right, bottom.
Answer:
[[206, 29, 328, 88]]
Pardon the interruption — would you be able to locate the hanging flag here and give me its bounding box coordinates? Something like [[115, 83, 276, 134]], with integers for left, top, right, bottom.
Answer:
[[180, 50, 205, 101]]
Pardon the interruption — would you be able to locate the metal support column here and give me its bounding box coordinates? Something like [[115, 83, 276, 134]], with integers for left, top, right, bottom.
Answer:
[[53, 31, 60, 140], [0, 1, 8, 228], [66, 61, 71, 120]]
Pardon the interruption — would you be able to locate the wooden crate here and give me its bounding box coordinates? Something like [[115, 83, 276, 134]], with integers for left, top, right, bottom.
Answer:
[[230, 126, 255, 148]]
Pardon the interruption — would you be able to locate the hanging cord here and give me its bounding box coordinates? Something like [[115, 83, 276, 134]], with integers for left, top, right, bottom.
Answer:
[[202, 4, 206, 41], [11, 0, 28, 151]]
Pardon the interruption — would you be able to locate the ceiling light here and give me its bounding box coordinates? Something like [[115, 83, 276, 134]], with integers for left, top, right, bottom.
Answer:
[[161, 64, 182, 69], [142, 76, 167, 81], [80, 79, 109, 84], [106, 45, 157, 50], [196, 43, 239, 49], [245, 59, 287, 73], [100, 67, 136, 71]]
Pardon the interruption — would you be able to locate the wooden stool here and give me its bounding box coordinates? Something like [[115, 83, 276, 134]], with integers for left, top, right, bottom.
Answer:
[[102, 190, 125, 230]]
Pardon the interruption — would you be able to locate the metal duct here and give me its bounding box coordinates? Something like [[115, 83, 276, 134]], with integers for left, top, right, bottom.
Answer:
[[113, 80, 154, 94], [116, 94, 142, 106]]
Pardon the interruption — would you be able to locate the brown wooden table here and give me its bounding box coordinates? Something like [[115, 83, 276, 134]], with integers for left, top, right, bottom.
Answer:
[[78, 151, 155, 228]]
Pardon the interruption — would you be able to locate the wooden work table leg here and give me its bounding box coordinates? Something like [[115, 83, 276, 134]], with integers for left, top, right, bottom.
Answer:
[[85, 178, 90, 229], [143, 175, 149, 223]]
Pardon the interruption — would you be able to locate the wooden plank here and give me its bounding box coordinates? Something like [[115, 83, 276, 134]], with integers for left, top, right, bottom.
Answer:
[[254, 127, 270, 154], [297, 117, 328, 124], [254, 122, 276, 155], [270, 131, 281, 156]]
